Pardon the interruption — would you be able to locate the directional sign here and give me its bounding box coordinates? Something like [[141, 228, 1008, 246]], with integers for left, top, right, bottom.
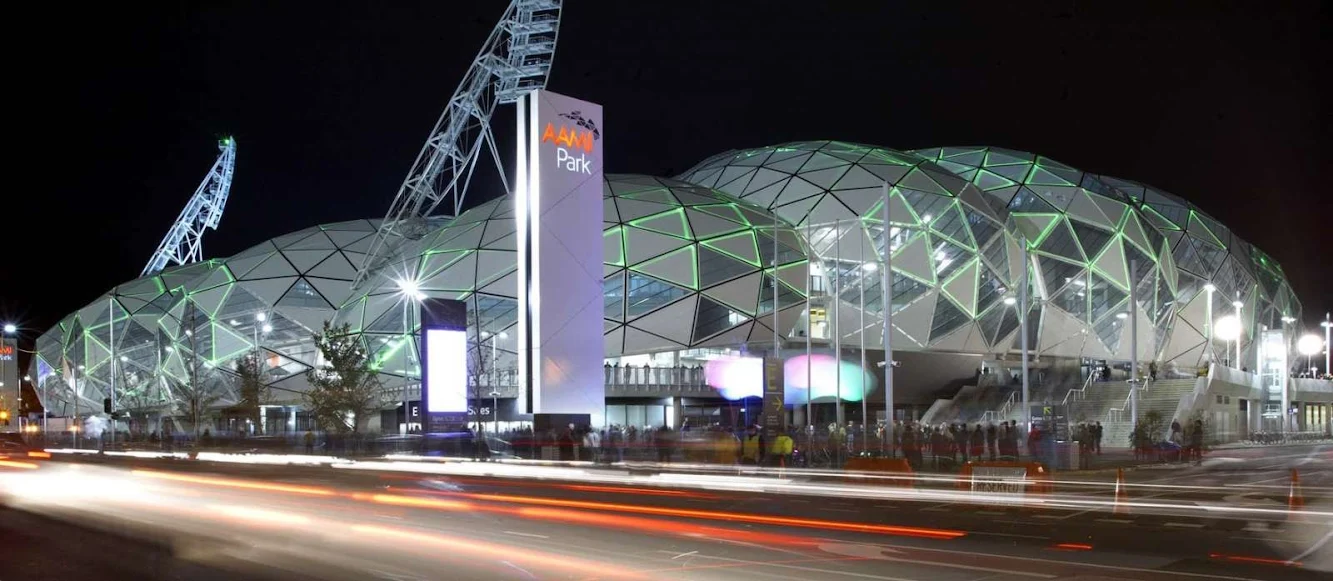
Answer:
[[761, 358, 785, 440]]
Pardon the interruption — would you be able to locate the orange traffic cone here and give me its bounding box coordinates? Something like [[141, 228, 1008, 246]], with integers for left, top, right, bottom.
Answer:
[[1113, 468, 1129, 515], [1288, 469, 1304, 518]]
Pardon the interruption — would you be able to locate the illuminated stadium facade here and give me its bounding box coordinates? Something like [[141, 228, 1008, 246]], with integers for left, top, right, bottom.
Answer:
[[31, 143, 1308, 433]]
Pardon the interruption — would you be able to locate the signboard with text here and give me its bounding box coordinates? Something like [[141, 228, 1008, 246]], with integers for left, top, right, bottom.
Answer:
[[761, 357, 785, 439], [515, 89, 605, 427]]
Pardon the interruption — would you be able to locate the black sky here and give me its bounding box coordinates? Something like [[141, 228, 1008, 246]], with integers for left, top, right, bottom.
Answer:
[[4, 1, 1329, 356]]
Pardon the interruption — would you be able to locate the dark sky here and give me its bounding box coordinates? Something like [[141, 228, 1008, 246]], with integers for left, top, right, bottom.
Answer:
[[4, 1, 1328, 356]]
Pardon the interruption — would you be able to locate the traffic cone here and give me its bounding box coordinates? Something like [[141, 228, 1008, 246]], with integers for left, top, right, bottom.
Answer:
[[1287, 468, 1304, 518], [1113, 468, 1129, 515]]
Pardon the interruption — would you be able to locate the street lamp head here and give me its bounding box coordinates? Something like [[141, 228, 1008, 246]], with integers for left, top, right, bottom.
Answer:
[[2, 323, 15, 334], [1322, 321, 1333, 329], [77, 365, 86, 371], [119, 356, 128, 362], [1281, 316, 1296, 324], [1203, 283, 1216, 293], [861, 262, 878, 271], [1232, 300, 1244, 309], [261, 324, 272, 334], [498, 331, 508, 339], [1115, 312, 1128, 320], [481, 331, 491, 339], [1003, 297, 1017, 306], [1214, 315, 1241, 341], [255, 312, 267, 322], [396, 278, 425, 301], [23, 375, 30, 381], [1297, 334, 1324, 356]]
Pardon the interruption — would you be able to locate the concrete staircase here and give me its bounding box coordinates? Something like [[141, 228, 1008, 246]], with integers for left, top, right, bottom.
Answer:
[[1099, 378, 1201, 447]]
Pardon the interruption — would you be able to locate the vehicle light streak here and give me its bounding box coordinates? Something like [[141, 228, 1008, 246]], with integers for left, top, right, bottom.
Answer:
[[429, 490, 966, 539], [1209, 553, 1302, 567], [0, 460, 39, 469], [350, 524, 648, 579], [131, 470, 337, 496]]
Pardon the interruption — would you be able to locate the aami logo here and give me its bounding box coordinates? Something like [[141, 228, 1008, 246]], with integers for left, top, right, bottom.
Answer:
[[541, 110, 600, 175]]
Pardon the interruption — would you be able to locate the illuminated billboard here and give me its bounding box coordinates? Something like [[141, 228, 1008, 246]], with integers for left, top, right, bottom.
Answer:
[[423, 328, 468, 413], [515, 89, 605, 425], [704, 356, 764, 400], [419, 298, 469, 415]]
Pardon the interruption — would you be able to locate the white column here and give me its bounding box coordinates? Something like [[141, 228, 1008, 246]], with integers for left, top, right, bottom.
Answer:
[[805, 219, 813, 429], [882, 183, 893, 429], [833, 219, 843, 427], [1020, 235, 1030, 430], [858, 218, 867, 443], [1129, 259, 1138, 428]]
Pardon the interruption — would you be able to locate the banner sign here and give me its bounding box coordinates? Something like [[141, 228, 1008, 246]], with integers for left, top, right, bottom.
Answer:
[[970, 466, 1028, 501]]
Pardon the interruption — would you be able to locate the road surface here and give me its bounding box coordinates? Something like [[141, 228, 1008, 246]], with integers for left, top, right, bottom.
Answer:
[[1, 444, 1328, 580]]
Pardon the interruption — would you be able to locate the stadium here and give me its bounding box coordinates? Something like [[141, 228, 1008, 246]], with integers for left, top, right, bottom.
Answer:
[[29, 141, 1323, 440]]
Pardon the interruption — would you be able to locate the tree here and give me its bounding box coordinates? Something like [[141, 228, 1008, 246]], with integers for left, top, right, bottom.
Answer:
[[304, 321, 381, 434], [1129, 410, 1167, 458], [172, 303, 224, 436], [234, 353, 269, 433]]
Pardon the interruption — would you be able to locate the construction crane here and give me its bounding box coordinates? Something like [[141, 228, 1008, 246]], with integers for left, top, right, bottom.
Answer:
[[352, 0, 562, 287], [142, 137, 237, 276]]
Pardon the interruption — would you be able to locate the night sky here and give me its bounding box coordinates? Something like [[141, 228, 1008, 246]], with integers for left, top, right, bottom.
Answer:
[[5, 1, 1328, 362]]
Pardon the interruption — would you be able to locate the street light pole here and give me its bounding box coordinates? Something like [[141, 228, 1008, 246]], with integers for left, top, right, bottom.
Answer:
[[1020, 235, 1030, 432], [1204, 284, 1215, 366], [1129, 259, 1139, 429], [1323, 313, 1331, 377], [1233, 294, 1243, 370]]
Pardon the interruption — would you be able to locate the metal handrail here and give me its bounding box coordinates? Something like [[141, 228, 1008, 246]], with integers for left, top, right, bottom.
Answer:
[[1062, 373, 1095, 405], [979, 391, 1017, 424], [1107, 377, 1152, 423]]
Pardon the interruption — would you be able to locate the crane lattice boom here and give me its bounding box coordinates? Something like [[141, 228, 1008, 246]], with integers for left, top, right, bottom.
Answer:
[[142, 137, 237, 276], [353, 0, 562, 287]]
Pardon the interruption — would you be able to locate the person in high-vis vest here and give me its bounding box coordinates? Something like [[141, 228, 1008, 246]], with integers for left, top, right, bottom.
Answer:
[[769, 430, 794, 468], [741, 425, 762, 465]]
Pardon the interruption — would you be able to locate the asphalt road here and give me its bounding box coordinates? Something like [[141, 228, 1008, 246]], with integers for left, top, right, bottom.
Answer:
[[1, 445, 1329, 581]]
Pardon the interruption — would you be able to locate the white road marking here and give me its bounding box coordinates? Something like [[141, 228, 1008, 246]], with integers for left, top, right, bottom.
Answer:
[[1287, 527, 1333, 564], [502, 530, 549, 539], [1095, 518, 1134, 524]]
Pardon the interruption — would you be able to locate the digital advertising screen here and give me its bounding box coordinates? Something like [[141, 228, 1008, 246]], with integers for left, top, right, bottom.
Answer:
[[704, 356, 764, 400], [423, 328, 468, 413], [419, 298, 469, 415]]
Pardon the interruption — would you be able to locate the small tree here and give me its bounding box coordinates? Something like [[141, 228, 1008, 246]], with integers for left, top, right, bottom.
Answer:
[[304, 321, 381, 434], [234, 353, 268, 433], [172, 304, 223, 436], [1129, 410, 1167, 457]]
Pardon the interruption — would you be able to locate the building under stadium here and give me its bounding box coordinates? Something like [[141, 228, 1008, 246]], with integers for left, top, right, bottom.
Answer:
[[28, 142, 1330, 441]]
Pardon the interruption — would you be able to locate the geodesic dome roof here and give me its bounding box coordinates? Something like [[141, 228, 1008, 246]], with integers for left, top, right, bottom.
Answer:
[[30, 218, 429, 413], [911, 146, 1302, 365], [678, 141, 1019, 354], [344, 174, 812, 386]]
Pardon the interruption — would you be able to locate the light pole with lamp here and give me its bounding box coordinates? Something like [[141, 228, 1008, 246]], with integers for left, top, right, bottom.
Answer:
[[1214, 315, 1241, 369], [489, 390, 500, 436], [396, 279, 425, 435], [1203, 284, 1216, 366], [252, 312, 271, 434], [1232, 297, 1244, 369], [1298, 334, 1324, 381], [1322, 314, 1331, 377], [1, 323, 14, 432]]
